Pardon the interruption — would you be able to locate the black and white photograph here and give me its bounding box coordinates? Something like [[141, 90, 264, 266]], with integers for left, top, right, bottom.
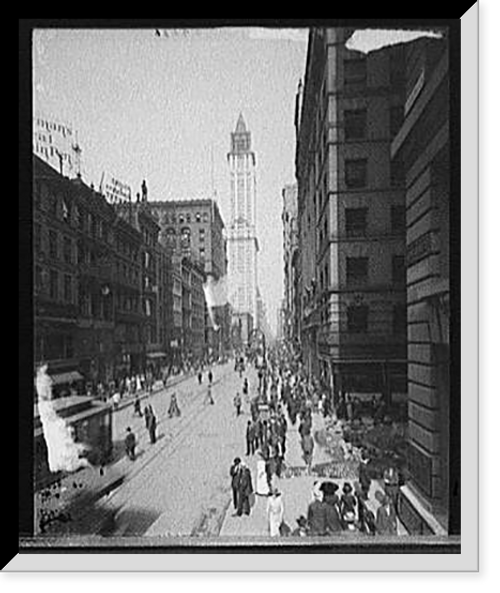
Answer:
[[13, 13, 480, 572]]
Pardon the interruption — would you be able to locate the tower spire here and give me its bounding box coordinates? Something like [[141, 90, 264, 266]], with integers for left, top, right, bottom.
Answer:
[[235, 112, 247, 133]]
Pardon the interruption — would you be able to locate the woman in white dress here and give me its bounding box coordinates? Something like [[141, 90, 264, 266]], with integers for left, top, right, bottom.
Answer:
[[256, 452, 270, 496], [267, 488, 284, 537]]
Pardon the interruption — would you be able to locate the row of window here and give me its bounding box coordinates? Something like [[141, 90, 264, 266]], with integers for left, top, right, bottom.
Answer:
[[343, 53, 405, 89], [116, 260, 140, 287], [344, 205, 405, 236], [345, 157, 405, 189], [35, 266, 75, 303], [78, 289, 113, 320], [314, 254, 406, 296], [306, 105, 405, 210], [344, 106, 404, 141], [36, 182, 116, 245], [327, 304, 407, 335], [346, 255, 406, 285], [35, 225, 145, 272], [115, 238, 139, 263], [35, 265, 157, 320], [317, 205, 405, 254], [153, 210, 210, 225]]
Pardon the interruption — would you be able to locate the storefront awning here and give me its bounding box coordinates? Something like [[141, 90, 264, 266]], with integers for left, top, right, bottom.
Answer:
[[49, 371, 84, 385], [146, 352, 167, 359]]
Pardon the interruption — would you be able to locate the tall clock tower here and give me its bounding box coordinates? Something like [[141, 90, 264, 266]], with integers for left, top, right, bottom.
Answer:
[[226, 113, 259, 339]]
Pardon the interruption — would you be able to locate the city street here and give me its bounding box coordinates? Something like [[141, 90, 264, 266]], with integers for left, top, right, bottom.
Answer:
[[52, 360, 405, 539], [88, 362, 255, 537]]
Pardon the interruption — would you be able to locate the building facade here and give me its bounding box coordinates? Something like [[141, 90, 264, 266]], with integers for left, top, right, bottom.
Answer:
[[34, 156, 179, 392], [282, 183, 299, 342], [115, 188, 168, 374], [112, 216, 144, 379], [34, 156, 82, 394], [256, 288, 272, 344], [295, 28, 408, 402], [391, 35, 453, 534], [226, 114, 259, 341], [147, 198, 230, 361]]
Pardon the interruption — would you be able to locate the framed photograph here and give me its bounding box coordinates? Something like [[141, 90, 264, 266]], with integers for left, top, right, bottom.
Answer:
[[12, 11, 478, 572]]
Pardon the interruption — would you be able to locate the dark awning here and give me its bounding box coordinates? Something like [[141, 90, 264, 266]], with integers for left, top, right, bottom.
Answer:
[[49, 371, 84, 385]]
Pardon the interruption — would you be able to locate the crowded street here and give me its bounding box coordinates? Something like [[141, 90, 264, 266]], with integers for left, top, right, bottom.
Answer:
[[35, 346, 408, 538]]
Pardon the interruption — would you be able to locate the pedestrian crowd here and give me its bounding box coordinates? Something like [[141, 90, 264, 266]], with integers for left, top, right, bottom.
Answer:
[[228, 346, 401, 538]]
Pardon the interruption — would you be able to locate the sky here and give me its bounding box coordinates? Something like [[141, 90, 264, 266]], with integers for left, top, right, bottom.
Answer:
[[32, 26, 441, 336], [33, 27, 309, 336]]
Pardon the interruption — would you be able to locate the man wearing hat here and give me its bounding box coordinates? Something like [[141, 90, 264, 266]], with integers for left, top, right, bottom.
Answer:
[[307, 484, 328, 535], [321, 481, 342, 533], [229, 457, 241, 512], [375, 490, 397, 534], [236, 459, 254, 516]]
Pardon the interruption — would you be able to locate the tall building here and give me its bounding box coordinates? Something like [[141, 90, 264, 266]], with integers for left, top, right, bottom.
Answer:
[[391, 34, 453, 535], [282, 183, 299, 341], [226, 114, 259, 341], [295, 28, 408, 402]]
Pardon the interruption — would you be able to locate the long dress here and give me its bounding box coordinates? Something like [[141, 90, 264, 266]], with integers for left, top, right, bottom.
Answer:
[[256, 458, 270, 495], [267, 495, 284, 536]]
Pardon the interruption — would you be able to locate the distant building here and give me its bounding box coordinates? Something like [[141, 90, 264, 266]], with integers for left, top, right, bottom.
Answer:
[[147, 198, 230, 360], [147, 199, 227, 280], [232, 312, 254, 352], [282, 183, 298, 341], [256, 288, 272, 344], [276, 299, 287, 342], [226, 114, 259, 341]]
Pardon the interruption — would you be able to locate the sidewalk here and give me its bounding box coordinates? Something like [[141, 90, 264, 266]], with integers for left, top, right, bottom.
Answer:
[[220, 411, 408, 537], [111, 369, 194, 413]]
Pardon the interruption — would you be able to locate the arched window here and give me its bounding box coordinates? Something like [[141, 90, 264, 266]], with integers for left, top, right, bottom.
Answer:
[[180, 227, 191, 248]]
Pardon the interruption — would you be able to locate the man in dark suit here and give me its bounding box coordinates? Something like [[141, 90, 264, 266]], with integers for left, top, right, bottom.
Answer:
[[125, 427, 136, 461], [229, 457, 241, 512], [307, 488, 327, 535], [236, 460, 253, 516], [246, 420, 256, 456]]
